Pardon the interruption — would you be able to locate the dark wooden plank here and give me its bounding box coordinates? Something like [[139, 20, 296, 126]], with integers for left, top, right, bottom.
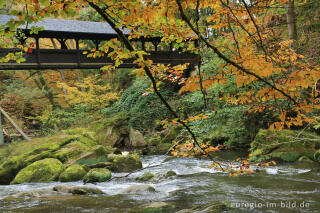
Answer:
[[0, 48, 200, 70]]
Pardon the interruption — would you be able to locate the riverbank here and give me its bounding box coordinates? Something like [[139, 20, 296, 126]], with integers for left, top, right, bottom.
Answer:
[[1, 155, 319, 213]]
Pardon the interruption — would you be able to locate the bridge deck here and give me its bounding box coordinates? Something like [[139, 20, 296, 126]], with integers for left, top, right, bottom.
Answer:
[[0, 49, 200, 70]]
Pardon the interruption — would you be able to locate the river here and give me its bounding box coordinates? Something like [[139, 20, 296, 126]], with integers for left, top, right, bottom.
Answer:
[[0, 154, 319, 212]]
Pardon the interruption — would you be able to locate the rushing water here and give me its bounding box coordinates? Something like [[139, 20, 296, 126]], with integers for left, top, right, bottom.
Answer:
[[0, 154, 319, 213]]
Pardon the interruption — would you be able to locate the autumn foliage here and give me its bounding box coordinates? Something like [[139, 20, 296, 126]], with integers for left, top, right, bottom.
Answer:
[[1, 0, 319, 168]]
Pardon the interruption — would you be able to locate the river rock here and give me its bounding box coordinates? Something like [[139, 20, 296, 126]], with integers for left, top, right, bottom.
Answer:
[[0, 128, 101, 185], [109, 154, 142, 172], [11, 158, 64, 184], [136, 172, 154, 181], [88, 162, 113, 169], [123, 184, 156, 193], [59, 164, 87, 182], [71, 145, 114, 166], [161, 126, 182, 143], [83, 168, 112, 183], [53, 184, 104, 195], [93, 112, 129, 147], [152, 170, 177, 182], [128, 128, 147, 148], [130, 202, 175, 213], [176, 202, 229, 213], [9, 188, 63, 198]]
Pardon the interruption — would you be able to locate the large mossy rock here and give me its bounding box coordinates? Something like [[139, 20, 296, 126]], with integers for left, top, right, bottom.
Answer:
[[83, 168, 112, 183], [130, 202, 175, 213], [72, 145, 114, 167], [161, 126, 182, 144], [136, 172, 154, 181], [128, 128, 147, 148], [0, 134, 78, 185], [143, 143, 172, 155], [0, 128, 107, 185], [143, 126, 181, 155], [108, 154, 142, 172], [250, 129, 320, 163], [93, 112, 129, 147], [59, 164, 87, 182], [11, 158, 64, 184]]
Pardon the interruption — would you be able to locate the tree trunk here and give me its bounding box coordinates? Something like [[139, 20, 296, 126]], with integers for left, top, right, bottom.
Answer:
[[30, 71, 59, 109], [286, 0, 297, 47]]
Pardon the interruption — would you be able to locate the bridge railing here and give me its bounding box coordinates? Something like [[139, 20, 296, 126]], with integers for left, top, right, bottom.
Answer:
[[0, 48, 200, 70]]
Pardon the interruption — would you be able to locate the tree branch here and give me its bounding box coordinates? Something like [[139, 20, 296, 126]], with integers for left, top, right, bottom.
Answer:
[[175, 0, 298, 106], [86, 0, 208, 153]]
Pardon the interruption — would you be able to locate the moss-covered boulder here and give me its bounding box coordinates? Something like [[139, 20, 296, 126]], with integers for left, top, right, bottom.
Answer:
[[161, 126, 182, 144], [73, 145, 113, 166], [166, 170, 177, 177], [93, 112, 129, 147], [109, 154, 142, 172], [83, 168, 112, 183], [130, 202, 175, 213], [11, 158, 64, 184], [0, 128, 98, 185], [53, 142, 90, 163], [136, 172, 154, 181], [250, 129, 320, 163], [128, 128, 147, 148], [148, 136, 162, 146], [59, 164, 87, 182], [143, 127, 181, 155]]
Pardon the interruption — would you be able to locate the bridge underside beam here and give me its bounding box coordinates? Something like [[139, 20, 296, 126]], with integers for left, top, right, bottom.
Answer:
[[0, 49, 200, 70]]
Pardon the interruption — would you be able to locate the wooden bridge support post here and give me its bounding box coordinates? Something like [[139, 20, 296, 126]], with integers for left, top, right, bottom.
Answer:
[[35, 37, 40, 67], [0, 112, 4, 145], [76, 39, 80, 68]]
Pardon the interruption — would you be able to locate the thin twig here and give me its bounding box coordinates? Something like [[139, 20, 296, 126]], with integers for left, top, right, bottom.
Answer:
[[175, 0, 298, 106]]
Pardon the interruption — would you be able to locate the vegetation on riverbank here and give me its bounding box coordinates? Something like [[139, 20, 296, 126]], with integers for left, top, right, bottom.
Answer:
[[0, 0, 320, 186]]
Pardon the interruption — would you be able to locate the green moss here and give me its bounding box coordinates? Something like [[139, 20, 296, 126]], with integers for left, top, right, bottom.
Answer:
[[0, 155, 25, 185], [161, 126, 182, 144], [148, 137, 161, 146], [110, 154, 142, 172], [191, 202, 229, 212], [136, 172, 154, 181], [298, 156, 314, 163], [59, 164, 87, 182], [131, 202, 175, 213], [280, 152, 301, 162], [156, 143, 172, 155], [314, 149, 320, 162], [11, 158, 64, 184], [53, 142, 89, 163], [0, 128, 101, 185], [250, 129, 320, 163], [166, 171, 176, 177], [83, 168, 112, 183], [76, 156, 107, 166]]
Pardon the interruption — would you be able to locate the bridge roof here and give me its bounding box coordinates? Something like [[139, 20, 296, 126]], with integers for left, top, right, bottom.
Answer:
[[0, 15, 135, 41]]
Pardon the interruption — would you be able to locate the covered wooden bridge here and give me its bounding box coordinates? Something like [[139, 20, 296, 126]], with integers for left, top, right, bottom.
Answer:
[[0, 15, 200, 70]]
